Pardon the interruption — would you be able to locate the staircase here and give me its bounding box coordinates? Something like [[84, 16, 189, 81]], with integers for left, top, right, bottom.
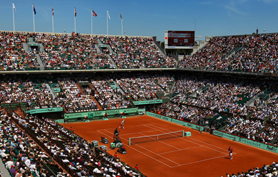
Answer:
[[152, 41, 166, 57], [90, 96, 103, 110], [36, 54, 45, 70], [38, 43, 45, 53], [107, 55, 117, 68], [191, 40, 208, 56], [225, 46, 244, 59], [23, 43, 30, 53], [95, 45, 102, 54], [14, 107, 25, 118], [245, 91, 264, 107], [108, 81, 125, 95], [189, 86, 208, 98], [88, 83, 99, 95], [170, 80, 176, 93], [75, 83, 84, 95], [46, 83, 56, 98], [97, 39, 103, 44]]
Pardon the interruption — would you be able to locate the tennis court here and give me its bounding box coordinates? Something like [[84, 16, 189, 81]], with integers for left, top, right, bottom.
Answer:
[[62, 115, 278, 177]]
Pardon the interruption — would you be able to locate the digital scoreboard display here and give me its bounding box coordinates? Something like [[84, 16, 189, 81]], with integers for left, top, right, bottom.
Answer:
[[165, 31, 195, 49]]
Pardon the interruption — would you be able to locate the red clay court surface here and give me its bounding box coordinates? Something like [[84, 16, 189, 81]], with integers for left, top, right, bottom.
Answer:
[[62, 115, 278, 177]]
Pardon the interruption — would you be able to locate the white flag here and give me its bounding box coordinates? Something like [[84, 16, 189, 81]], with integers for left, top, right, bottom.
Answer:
[[12, 2, 16, 12], [107, 10, 110, 19]]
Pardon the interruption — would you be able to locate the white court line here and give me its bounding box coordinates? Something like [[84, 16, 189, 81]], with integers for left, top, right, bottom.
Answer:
[[159, 146, 203, 155], [171, 154, 228, 168], [180, 138, 226, 155], [120, 129, 163, 136], [187, 137, 231, 151], [138, 124, 229, 166], [147, 124, 228, 155], [137, 132, 181, 150], [96, 129, 174, 168], [102, 129, 180, 165], [97, 124, 145, 131], [147, 123, 229, 151]]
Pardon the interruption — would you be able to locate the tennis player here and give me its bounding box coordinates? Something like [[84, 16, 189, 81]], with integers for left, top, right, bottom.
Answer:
[[228, 146, 233, 160], [119, 119, 125, 129], [114, 128, 119, 136]]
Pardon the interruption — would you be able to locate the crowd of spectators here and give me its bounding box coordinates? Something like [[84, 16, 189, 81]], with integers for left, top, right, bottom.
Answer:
[[1, 32, 176, 71], [0, 110, 65, 177], [94, 36, 176, 69], [0, 32, 40, 71], [37, 33, 116, 70], [179, 33, 278, 74], [57, 78, 98, 112], [226, 162, 278, 177], [2, 31, 278, 73], [227, 34, 278, 73], [172, 76, 261, 114], [11, 111, 142, 177], [151, 102, 213, 124], [91, 79, 132, 110], [115, 74, 165, 101], [179, 36, 244, 70]]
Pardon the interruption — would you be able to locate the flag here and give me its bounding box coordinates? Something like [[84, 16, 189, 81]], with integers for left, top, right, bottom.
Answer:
[[74, 7, 77, 17], [92, 9, 97, 17], [120, 11, 122, 19], [107, 10, 110, 19], [52, 6, 54, 16], [12, 2, 16, 12], [33, 4, 36, 15]]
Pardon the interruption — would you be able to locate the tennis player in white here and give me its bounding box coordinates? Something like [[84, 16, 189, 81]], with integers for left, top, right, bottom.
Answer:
[[119, 119, 125, 129]]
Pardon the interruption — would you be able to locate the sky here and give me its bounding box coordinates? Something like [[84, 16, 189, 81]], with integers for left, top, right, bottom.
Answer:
[[1, 0, 278, 41]]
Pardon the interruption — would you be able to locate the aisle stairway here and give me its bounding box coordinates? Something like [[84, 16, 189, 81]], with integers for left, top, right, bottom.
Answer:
[[46, 83, 56, 98], [90, 95, 103, 110], [87, 83, 103, 110]]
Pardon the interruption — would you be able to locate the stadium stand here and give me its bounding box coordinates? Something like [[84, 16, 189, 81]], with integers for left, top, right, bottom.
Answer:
[[8, 111, 143, 177], [226, 162, 278, 176], [179, 33, 278, 74], [2, 30, 278, 176]]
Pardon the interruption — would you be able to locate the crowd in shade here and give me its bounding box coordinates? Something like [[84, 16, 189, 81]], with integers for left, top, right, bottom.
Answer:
[[0, 110, 65, 177], [15, 113, 142, 176], [179, 33, 278, 73], [115, 74, 166, 101], [91, 79, 132, 110], [57, 78, 98, 113], [0, 74, 173, 112]]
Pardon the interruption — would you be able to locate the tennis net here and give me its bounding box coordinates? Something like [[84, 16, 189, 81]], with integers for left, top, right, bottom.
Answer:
[[128, 130, 184, 145]]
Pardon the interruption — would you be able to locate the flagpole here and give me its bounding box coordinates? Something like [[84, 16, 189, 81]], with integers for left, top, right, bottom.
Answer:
[[74, 16, 76, 33], [107, 11, 108, 35], [33, 4, 35, 32], [91, 10, 93, 34], [52, 6, 54, 33], [74, 8, 76, 33], [12, 3, 15, 31], [121, 18, 123, 36]]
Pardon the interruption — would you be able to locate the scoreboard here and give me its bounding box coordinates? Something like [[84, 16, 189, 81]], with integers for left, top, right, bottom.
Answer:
[[165, 31, 195, 49]]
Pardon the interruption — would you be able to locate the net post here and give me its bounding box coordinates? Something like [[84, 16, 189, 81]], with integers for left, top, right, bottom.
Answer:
[[182, 130, 185, 137], [129, 138, 131, 145]]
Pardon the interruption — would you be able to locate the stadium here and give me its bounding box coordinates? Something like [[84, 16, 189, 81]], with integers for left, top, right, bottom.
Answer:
[[1, 1, 278, 177]]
